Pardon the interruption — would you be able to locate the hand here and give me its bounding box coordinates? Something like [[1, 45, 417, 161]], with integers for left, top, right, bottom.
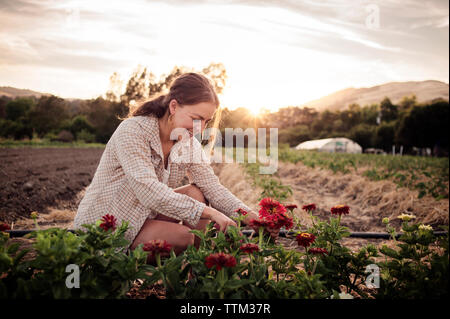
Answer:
[[242, 210, 259, 226], [202, 206, 237, 233], [243, 210, 279, 240], [266, 226, 280, 240]]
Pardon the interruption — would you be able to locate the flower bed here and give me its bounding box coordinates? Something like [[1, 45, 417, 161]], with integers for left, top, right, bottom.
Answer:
[[0, 199, 448, 299]]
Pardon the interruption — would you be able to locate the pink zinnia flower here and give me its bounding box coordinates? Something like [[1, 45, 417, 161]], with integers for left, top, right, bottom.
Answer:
[[205, 252, 237, 270], [331, 205, 350, 216], [99, 214, 117, 231], [143, 239, 172, 257], [239, 243, 259, 254]]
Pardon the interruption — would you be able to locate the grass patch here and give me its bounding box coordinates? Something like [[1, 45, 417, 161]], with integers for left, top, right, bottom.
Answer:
[[0, 138, 105, 148]]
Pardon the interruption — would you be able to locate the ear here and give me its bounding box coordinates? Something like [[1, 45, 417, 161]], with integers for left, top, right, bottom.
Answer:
[[169, 99, 178, 115]]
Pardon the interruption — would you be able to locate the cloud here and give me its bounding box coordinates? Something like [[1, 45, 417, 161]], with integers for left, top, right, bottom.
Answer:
[[0, 0, 448, 100]]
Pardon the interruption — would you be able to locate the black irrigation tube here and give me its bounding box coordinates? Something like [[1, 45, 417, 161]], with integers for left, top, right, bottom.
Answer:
[[5, 229, 448, 240]]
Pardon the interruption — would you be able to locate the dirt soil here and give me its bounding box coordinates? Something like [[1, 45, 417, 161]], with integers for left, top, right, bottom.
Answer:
[[1, 146, 448, 234], [0, 147, 105, 223]]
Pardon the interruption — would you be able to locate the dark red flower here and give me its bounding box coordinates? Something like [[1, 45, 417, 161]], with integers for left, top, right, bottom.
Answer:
[[258, 197, 286, 218], [205, 252, 237, 270], [266, 212, 294, 230], [248, 218, 275, 231], [331, 205, 350, 216], [0, 223, 11, 232], [308, 247, 329, 255], [235, 208, 248, 216], [99, 214, 117, 231], [302, 204, 317, 212], [296, 232, 316, 248], [285, 204, 298, 211], [239, 243, 260, 254], [143, 239, 172, 257]]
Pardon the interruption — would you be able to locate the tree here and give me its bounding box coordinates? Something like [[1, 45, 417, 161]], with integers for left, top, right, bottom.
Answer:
[[279, 124, 311, 146], [361, 104, 379, 125], [65, 115, 95, 139], [84, 97, 128, 143], [380, 97, 398, 122], [375, 122, 396, 151], [105, 72, 124, 103], [28, 95, 70, 137], [396, 100, 449, 150], [5, 97, 34, 121], [202, 62, 228, 94], [349, 124, 376, 150], [398, 94, 417, 112]]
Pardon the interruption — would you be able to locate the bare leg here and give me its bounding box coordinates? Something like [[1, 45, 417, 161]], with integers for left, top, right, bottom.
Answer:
[[130, 183, 211, 263]]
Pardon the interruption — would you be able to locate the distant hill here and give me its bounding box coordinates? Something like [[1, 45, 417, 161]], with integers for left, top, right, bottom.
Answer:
[[0, 86, 52, 99], [303, 80, 449, 111]]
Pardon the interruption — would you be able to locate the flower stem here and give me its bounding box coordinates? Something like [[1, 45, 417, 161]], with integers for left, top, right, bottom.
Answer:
[[218, 268, 226, 299], [312, 259, 318, 275], [258, 227, 263, 248], [156, 253, 162, 268]]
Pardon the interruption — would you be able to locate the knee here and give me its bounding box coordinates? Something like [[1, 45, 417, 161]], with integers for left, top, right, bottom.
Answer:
[[187, 183, 208, 205], [173, 227, 195, 254]]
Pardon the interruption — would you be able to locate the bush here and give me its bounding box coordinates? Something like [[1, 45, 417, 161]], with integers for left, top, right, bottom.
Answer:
[[52, 130, 74, 143], [0, 118, 33, 140], [0, 200, 447, 299], [0, 218, 151, 299], [77, 129, 96, 143]]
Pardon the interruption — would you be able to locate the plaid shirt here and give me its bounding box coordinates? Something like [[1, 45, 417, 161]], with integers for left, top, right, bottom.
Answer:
[[73, 114, 253, 247]]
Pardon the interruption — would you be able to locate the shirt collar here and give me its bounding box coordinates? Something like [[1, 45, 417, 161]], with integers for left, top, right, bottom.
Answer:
[[133, 114, 191, 160]]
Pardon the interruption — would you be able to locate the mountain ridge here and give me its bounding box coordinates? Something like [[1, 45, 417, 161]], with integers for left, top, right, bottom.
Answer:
[[302, 80, 449, 111]]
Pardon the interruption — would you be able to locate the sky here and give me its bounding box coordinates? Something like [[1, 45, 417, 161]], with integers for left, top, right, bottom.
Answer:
[[0, 0, 448, 113]]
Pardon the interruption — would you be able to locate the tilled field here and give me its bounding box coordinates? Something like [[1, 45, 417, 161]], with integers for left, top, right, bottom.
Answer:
[[0, 147, 105, 223]]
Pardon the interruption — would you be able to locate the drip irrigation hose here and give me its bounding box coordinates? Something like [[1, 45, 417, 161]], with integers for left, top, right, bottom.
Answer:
[[4, 229, 448, 239]]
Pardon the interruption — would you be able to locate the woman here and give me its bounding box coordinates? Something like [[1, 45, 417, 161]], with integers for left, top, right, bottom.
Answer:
[[73, 72, 260, 256]]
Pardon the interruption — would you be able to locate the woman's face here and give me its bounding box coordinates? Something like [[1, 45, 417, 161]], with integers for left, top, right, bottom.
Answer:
[[169, 99, 216, 140]]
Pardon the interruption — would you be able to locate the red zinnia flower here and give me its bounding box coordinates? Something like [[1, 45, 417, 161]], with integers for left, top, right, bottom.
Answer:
[[248, 218, 275, 231], [143, 239, 172, 257], [205, 252, 237, 270], [266, 212, 294, 230], [302, 204, 317, 212], [258, 197, 287, 218], [99, 214, 117, 231], [308, 247, 329, 256], [296, 232, 316, 248], [285, 204, 298, 211], [239, 243, 260, 254], [235, 208, 248, 216], [0, 223, 11, 232], [331, 205, 350, 216]]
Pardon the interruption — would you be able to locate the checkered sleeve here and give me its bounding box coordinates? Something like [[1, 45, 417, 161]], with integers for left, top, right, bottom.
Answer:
[[187, 146, 253, 219], [112, 119, 206, 226]]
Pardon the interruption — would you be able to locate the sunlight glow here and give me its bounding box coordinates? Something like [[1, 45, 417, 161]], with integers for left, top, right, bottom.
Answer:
[[0, 0, 448, 111]]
